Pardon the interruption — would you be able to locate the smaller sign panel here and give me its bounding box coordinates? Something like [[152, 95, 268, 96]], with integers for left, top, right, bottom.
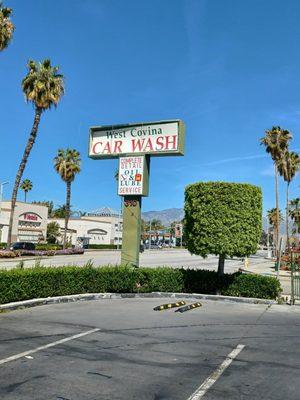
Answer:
[[118, 156, 148, 196]]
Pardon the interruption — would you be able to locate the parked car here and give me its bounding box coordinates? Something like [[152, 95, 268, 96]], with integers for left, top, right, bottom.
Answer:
[[10, 242, 36, 251]]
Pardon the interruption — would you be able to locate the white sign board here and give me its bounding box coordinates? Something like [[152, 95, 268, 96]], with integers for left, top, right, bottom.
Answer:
[[118, 156, 146, 196], [89, 120, 185, 159]]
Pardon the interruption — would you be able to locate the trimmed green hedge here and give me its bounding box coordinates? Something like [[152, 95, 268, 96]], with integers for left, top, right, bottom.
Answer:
[[88, 244, 121, 249], [0, 266, 281, 304], [184, 182, 262, 258], [35, 244, 63, 250]]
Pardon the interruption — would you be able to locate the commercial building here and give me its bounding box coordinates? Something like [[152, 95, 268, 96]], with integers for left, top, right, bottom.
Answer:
[[0, 201, 48, 243], [49, 208, 122, 247], [0, 202, 123, 246]]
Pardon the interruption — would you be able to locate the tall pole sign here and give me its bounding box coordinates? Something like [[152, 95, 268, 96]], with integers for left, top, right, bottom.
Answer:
[[89, 119, 185, 267]]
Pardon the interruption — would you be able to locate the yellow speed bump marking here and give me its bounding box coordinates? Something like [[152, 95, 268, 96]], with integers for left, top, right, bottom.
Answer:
[[153, 301, 186, 311], [175, 302, 202, 313]]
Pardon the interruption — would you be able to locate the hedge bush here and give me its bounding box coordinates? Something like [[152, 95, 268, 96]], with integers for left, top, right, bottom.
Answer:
[[0, 266, 281, 304], [35, 244, 63, 250], [184, 182, 262, 274], [0, 248, 84, 258], [87, 244, 121, 249]]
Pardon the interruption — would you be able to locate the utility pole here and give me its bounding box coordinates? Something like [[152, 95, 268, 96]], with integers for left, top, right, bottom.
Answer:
[[0, 182, 9, 243], [149, 220, 152, 250]]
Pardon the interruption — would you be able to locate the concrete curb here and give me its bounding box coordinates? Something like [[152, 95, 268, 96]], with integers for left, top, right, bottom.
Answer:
[[0, 292, 276, 312], [240, 268, 291, 278]]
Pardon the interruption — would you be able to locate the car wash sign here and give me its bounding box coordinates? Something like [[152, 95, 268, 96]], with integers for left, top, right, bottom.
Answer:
[[118, 156, 148, 196], [89, 120, 185, 159]]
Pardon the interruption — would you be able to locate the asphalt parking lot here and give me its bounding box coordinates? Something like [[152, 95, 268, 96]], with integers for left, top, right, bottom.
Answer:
[[0, 298, 300, 400]]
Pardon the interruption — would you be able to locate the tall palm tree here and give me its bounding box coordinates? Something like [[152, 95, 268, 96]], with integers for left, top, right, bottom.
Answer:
[[260, 126, 292, 258], [20, 179, 32, 202], [7, 59, 64, 248], [0, 2, 14, 51], [54, 149, 81, 249], [278, 151, 300, 250]]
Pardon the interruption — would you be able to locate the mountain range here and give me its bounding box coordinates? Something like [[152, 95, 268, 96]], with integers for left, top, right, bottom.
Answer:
[[142, 208, 184, 226], [142, 208, 275, 232]]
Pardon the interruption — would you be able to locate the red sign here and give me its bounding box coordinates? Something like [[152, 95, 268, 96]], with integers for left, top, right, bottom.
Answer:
[[23, 213, 38, 221]]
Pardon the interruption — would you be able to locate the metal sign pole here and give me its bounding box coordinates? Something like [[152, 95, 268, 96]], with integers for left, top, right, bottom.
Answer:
[[121, 196, 142, 267], [119, 156, 150, 267]]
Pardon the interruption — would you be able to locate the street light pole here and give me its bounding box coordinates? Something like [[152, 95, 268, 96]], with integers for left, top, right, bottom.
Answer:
[[149, 220, 152, 250], [0, 182, 9, 243]]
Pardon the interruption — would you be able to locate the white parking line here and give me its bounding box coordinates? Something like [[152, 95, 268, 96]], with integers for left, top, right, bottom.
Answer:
[[0, 328, 100, 366], [187, 344, 245, 400]]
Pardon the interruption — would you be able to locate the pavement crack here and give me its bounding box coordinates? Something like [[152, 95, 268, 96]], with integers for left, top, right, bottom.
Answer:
[[87, 371, 112, 379]]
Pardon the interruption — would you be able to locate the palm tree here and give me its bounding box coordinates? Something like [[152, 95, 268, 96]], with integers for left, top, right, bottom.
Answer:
[[278, 151, 300, 250], [260, 126, 292, 258], [267, 208, 283, 255], [114, 169, 119, 182], [0, 2, 14, 51], [54, 149, 81, 249], [289, 198, 300, 235], [7, 59, 64, 248], [20, 179, 32, 202], [47, 221, 61, 244]]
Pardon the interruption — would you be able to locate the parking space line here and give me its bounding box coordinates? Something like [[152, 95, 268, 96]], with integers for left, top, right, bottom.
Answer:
[[186, 344, 245, 400], [0, 328, 100, 366]]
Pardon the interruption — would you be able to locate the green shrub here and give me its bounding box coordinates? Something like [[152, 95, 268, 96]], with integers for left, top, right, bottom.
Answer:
[[88, 244, 121, 249], [35, 244, 63, 250], [136, 267, 184, 293], [184, 182, 262, 274], [0, 266, 281, 305], [223, 274, 281, 299]]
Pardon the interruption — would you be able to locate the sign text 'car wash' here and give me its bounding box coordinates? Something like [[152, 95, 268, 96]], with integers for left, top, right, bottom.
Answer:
[[89, 120, 185, 159]]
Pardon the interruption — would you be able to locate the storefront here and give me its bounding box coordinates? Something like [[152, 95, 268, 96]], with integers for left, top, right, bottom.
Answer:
[[0, 201, 48, 243]]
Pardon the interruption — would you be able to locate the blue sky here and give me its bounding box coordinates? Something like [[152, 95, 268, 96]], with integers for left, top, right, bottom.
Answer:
[[1, 0, 300, 215]]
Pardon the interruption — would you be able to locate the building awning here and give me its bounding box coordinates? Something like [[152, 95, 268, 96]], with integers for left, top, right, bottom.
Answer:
[[18, 228, 43, 232]]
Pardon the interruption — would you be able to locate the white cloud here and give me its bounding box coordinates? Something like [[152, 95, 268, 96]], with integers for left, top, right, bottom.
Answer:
[[261, 165, 274, 177]]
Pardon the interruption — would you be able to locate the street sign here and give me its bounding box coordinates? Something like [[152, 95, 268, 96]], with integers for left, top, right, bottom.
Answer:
[[89, 119, 185, 267], [118, 156, 149, 197], [89, 120, 185, 159]]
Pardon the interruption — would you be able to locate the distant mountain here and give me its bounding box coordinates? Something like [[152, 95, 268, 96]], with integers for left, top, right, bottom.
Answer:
[[141, 212, 280, 231], [142, 208, 184, 226]]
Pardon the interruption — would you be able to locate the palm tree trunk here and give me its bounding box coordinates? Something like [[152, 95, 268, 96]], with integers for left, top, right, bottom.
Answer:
[[24, 191, 27, 203], [63, 181, 71, 250], [286, 182, 290, 252], [6, 107, 43, 248], [275, 163, 280, 261], [218, 254, 225, 275]]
